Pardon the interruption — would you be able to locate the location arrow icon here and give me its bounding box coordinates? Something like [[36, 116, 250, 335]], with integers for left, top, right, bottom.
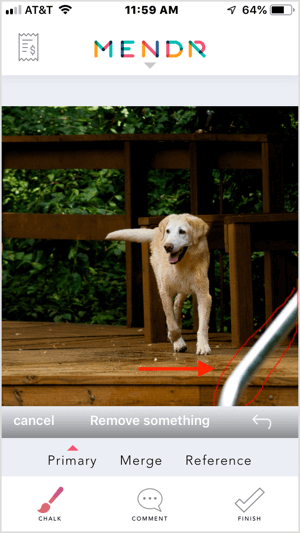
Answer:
[[227, 6, 236, 14], [139, 360, 214, 376]]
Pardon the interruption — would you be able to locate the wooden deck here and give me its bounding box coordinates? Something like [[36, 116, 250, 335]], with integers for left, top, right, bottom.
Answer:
[[2, 322, 298, 407]]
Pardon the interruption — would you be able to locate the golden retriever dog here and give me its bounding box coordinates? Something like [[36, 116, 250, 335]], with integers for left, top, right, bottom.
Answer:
[[106, 214, 212, 355]]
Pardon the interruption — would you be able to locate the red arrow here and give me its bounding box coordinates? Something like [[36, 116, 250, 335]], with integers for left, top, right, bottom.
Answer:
[[139, 360, 214, 377]]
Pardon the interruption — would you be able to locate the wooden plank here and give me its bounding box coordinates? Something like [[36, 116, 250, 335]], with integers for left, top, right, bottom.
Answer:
[[6, 212, 292, 245], [2, 133, 274, 144], [3, 142, 125, 170], [227, 224, 254, 347], [224, 213, 297, 224], [2, 144, 265, 171], [2, 322, 234, 348], [2, 349, 297, 386], [2, 322, 144, 337], [150, 144, 190, 169], [3, 384, 297, 407], [2, 385, 201, 406], [2, 213, 126, 240], [2, 337, 147, 350], [142, 241, 167, 343], [3, 135, 285, 173], [217, 150, 261, 169], [201, 386, 298, 407], [124, 141, 148, 327]]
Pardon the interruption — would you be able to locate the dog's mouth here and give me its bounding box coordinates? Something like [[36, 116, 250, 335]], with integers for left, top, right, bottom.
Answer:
[[168, 246, 188, 265]]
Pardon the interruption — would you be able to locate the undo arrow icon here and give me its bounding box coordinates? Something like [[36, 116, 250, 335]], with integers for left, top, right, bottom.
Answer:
[[253, 415, 272, 429]]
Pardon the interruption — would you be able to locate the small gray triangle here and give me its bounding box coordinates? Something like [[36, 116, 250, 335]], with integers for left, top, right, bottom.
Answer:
[[145, 62, 156, 69]]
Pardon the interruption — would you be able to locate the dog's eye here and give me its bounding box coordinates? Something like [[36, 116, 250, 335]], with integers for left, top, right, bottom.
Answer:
[[166, 229, 170, 234], [179, 229, 186, 234]]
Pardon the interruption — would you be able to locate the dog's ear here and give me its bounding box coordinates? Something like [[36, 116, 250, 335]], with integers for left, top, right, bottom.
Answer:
[[185, 215, 209, 244], [158, 214, 175, 240]]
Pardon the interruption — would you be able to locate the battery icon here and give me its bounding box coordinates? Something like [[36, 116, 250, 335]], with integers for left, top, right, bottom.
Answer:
[[270, 4, 294, 14]]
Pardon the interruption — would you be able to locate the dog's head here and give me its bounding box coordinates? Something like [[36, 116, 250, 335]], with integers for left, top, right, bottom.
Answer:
[[159, 214, 209, 265]]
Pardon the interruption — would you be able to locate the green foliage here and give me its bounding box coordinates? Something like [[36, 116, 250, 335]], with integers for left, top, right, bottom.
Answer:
[[3, 168, 125, 215], [3, 237, 126, 324], [2, 106, 298, 329]]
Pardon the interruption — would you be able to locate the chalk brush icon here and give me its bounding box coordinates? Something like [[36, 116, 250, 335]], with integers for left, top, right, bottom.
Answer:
[[38, 487, 64, 513]]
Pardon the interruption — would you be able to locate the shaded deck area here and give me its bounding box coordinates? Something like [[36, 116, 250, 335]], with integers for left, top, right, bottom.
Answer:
[[2, 322, 298, 406]]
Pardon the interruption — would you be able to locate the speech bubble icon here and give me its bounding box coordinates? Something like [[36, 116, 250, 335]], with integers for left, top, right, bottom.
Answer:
[[137, 488, 163, 512]]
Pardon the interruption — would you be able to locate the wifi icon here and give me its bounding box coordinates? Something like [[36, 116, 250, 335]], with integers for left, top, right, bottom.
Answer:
[[59, 4, 72, 14]]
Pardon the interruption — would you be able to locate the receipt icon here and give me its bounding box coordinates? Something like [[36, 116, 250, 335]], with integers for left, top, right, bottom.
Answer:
[[18, 33, 39, 61]]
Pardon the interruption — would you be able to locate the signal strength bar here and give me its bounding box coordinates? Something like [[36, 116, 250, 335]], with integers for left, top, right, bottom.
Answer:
[[6, 5, 22, 14]]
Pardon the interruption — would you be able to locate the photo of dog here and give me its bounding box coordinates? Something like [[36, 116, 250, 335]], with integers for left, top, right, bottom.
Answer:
[[2, 106, 298, 407]]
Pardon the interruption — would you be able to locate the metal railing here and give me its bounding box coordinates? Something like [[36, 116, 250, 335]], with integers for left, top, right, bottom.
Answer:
[[218, 292, 298, 406]]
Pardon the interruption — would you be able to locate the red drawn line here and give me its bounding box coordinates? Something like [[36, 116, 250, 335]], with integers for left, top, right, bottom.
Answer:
[[212, 287, 297, 407], [245, 282, 298, 406]]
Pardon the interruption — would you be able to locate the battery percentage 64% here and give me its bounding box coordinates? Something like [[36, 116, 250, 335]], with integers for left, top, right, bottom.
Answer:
[[242, 5, 267, 13]]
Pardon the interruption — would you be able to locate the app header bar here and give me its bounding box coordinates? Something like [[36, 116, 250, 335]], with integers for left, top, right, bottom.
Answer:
[[2, 2, 298, 75]]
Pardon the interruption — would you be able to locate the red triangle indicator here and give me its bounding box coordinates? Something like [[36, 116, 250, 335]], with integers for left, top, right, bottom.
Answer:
[[197, 360, 214, 376], [68, 445, 78, 451]]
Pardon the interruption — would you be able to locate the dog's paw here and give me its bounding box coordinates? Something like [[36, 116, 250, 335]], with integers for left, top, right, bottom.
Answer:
[[196, 341, 211, 355], [173, 337, 187, 353]]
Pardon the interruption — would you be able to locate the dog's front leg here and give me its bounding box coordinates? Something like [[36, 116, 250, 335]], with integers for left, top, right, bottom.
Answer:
[[160, 290, 187, 353], [173, 293, 188, 330], [195, 287, 212, 355]]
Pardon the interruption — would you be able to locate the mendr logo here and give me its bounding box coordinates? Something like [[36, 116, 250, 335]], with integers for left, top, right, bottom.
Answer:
[[94, 40, 206, 58]]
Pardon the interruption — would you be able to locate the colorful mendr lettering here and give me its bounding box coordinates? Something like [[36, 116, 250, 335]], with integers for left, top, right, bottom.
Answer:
[[94, 40, 113, 58], [189, 41, 206, 58], [142, 41, 159, 58], [166, 40, 183, 58], [121, 40, 135, 58]]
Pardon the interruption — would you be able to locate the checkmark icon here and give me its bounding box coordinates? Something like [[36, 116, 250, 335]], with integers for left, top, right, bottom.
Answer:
[[235, 488, 264, 512]]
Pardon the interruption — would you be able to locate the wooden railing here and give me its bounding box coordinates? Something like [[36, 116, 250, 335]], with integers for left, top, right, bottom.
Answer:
[[2, 133, 294, 338]]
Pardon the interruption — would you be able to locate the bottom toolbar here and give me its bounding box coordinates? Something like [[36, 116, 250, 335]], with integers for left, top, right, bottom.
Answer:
[[2, 476, 298, 531]]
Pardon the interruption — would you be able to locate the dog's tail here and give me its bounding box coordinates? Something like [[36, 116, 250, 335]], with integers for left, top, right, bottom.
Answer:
[[105, 228, 156, 243]]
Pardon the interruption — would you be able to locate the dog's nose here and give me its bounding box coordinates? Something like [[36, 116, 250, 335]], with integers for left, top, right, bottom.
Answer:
[[164, 243, 174, 253]]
